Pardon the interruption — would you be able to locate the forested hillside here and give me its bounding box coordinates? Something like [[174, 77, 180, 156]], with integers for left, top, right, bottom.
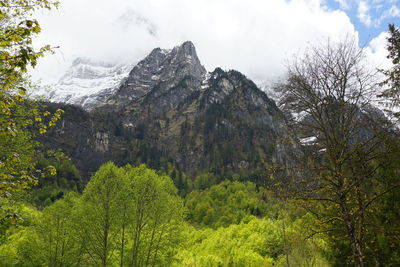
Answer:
[[1, 1, 399, 266]]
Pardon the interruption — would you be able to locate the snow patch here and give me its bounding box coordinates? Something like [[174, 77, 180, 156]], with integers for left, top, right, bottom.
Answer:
[[300, 136, 317, 145], [29, 58, 134, 110]]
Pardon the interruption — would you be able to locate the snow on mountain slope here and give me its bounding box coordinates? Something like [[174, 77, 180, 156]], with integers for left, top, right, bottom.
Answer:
[[257, 81, 280, 104], [30, 58, 134, 110], [259, 80, 399, 127]]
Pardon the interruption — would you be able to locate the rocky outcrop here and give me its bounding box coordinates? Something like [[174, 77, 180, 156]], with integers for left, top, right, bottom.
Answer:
[[105, 41, 206, 107]]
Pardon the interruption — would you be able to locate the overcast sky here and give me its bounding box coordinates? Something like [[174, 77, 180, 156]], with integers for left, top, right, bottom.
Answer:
[[31, 0, 399, 85]]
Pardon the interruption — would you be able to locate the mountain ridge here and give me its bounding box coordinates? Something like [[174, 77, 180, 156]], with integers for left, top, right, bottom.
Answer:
[[39, 41, 302, 182]]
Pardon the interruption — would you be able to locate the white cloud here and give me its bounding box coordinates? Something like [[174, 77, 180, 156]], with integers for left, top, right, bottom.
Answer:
[[352, 0, 400, 28], [358, 1, 373, 27], [32, 0, 359, 84], [388, 4, 400, 17], [365, 31, 391, 70], [334, 0, 350, 10]]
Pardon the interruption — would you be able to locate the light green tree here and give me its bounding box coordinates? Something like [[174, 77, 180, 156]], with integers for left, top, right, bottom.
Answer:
[[36, 192, 82, 267], [0, 0, 63, 197], [76, 162, 126, 267], [123, 164, 183, 267], [0, 202, 42, 266], [5, 193, 83, 266], [185, 180, 267, 228], [174, 217, 280, 267], [70, 163, 183, 267]]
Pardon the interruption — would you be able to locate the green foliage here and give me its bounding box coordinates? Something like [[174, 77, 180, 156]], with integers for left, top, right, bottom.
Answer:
[[76, 162, 127, 266], [55, 162, 184, 267], [185, 180, 267, 228], [0, 0, 63, 197], [0, 163, 185, 266], [0, 194, 86, 267], [174, 217, 281, 267], [0, 202, 41, 266], [120, 164, 184, 267], [380, 24, 400, 112], [193, 172, 218, 190], [26, 192, 81, 267], [275, 213, 330, 267], [43, 193, 81, 264], [0, 162, 341, 266], [324, 137, 400, 267], [0, 102, 37, 194], [29, 151, 82, 206], [175, 214, 328, 267]]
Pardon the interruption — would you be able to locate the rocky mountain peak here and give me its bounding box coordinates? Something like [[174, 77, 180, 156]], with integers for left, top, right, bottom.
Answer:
[[172, 41, 199, 63], [179, 40, 196, 52], [201, 68, 273, 108], [105, 41, 206, 106]]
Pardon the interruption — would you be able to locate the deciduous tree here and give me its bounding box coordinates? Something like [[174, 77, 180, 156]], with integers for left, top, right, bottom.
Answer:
[[0, 0, 63, 197], [277, 37, 397, 266], [77, 162, 126, 267]]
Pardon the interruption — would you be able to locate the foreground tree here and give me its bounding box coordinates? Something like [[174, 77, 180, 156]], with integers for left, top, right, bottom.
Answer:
[[72, 163, 183, 267], [277, 37, 398, 266], [0, 0, 62, 196], [77, 162, 126, 267], [380, 24, 400, 113], [33, 192, 81, 266], [122, 164, 183, 267]]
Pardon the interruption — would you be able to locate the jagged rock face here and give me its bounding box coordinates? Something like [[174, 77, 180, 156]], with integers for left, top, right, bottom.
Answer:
[[42, 41, 301, 181], [105, 41, 207, 106], [113, 67, 300, 176]]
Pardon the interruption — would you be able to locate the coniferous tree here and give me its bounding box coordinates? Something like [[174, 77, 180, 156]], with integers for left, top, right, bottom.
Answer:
[[380, 24, 400, 113]]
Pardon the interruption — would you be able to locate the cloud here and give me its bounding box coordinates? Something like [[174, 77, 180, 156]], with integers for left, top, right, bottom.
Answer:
[[114, 8, 157, 37], [32, 0, 360, 84], [348, 0, 400, 28], [358, 1, 373, 27], [365, 31, 391, 70], [334, 0, 350, 10], [388, 4, 400, 17]]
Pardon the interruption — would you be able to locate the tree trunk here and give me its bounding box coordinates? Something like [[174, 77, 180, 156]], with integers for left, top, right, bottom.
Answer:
[[339, 193, 364, 267], [120, 204, 127, 267], [352, 240, 364, 267]]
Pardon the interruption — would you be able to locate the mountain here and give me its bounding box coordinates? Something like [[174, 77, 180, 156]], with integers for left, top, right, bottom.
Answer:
[[39, 41, 302, 184], [105, 41, 207, 107], [31, 58, 134, 110]]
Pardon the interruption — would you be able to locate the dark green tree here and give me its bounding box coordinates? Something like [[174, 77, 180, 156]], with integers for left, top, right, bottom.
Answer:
[[380, 24, 400, 113]]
